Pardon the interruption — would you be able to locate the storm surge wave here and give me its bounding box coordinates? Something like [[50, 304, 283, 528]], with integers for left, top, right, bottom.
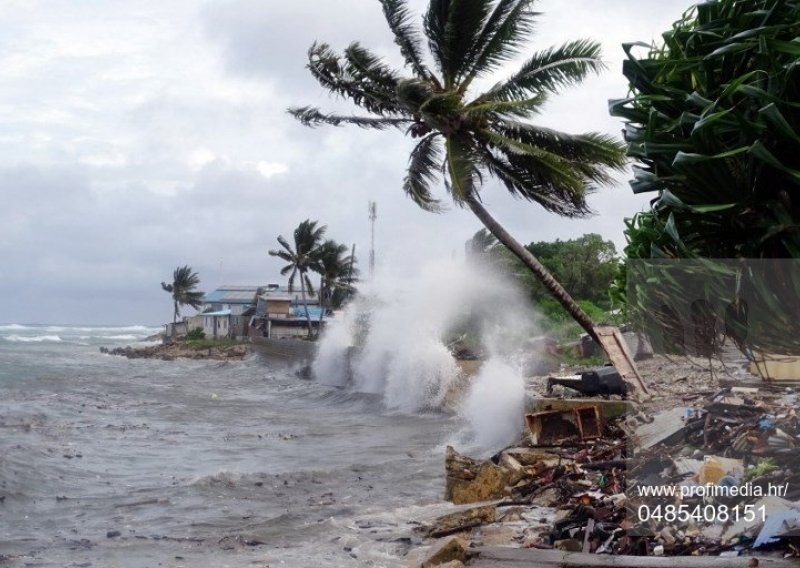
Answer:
[[313, 258, 542, 451]]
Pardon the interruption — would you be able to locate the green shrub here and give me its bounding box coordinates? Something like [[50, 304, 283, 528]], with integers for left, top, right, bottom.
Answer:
[[185, 327, 206, 341]]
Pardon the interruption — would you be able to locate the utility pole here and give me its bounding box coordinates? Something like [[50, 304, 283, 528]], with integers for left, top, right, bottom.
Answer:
[[368, 201, 377, 279]]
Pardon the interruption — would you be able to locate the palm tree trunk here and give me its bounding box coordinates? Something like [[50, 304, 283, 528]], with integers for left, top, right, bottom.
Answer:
[[299, 271, 314, 337], [318, 277, 326, 326], [465, 194, 599, 343], [172, 300, 178, 341]]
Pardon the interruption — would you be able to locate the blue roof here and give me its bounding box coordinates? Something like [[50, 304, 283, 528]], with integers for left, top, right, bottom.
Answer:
[[203, 309, 231, 316], [204, 287, 261, 304], [291, 306, 325, 319]]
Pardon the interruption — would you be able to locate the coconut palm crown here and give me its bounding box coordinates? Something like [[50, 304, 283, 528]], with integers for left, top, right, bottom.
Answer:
[[288, 0, 627, 339], [269, 219, 327, 336], [316, 240, 359, 313], [161, 265, 204, 324]]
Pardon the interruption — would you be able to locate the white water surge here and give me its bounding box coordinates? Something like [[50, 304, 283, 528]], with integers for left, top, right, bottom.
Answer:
[[313, 258, 542, 450]]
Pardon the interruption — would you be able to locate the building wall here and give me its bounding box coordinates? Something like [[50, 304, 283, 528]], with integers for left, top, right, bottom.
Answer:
[[187, 315, 204, 334], [266, 299, 291, 317], [164, 322, 188, 338], [269, 324, 311, 338], [203, 316, 217, 338]]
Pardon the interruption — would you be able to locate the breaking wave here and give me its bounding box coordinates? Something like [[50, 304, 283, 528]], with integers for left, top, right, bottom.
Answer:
[[314, 258, 540, 429], [3, 334, 63, 343]]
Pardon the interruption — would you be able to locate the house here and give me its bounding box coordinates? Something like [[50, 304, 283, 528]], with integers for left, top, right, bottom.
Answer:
[[199, 286, 264, 339], [202, 286, 262, 315], [250, 285, 327, 339]]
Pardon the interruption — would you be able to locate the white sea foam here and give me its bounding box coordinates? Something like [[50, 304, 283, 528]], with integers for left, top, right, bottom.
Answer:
[[460, 358, 526, 450], [314, 257, 541, 445], [4, 334, 63, 343], [0, 324, 28, 331]]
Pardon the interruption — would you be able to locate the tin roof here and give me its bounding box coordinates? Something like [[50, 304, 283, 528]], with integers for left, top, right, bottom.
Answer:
[[204, 287, 262, 304], [202, 309, 232, 316]]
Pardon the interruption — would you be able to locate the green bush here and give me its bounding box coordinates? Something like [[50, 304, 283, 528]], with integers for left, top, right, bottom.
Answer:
[[185, 327, 206, 341]]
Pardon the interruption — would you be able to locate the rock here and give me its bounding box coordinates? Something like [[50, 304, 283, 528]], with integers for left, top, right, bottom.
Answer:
[[499, 507, 525, 523], [428, 505, 496, 537], [420, 536, 469, 568], [445, 447, 511, 505], [477, 525, 518, 547], [434, 562, 464, 568], [106, 530, 121, 538], [99, 342, 249, 361], [553, 538, 582, 552], [499, 453, 526, 485]]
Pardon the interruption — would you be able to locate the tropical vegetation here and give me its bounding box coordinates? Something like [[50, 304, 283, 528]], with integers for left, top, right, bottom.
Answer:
[[288, 0, 627, 341], [161, 265, 204, 329], [468, 229, 620, 338], [316, 240, 359, 316], [269, 220, 327, 336], [269, 220, 359, 337], [611, 0, 800, 355]]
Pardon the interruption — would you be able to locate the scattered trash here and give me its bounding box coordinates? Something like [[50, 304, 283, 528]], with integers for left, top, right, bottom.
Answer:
[[438, 378, 799, 564]]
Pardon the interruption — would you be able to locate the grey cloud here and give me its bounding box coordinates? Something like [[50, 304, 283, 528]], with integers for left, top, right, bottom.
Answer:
[[0, 1, 697, 325]]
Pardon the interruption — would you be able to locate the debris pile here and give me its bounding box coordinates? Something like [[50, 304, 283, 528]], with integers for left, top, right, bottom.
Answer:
[[420, 373, 800, 566]]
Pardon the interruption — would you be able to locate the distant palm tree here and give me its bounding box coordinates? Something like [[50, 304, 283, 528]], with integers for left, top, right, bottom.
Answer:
[[269, 220, 327, 337], [315, 240, 359, 319], [467, 228, 499, 258], [288, 0, 627, 340], [161, 266, 204, 334]]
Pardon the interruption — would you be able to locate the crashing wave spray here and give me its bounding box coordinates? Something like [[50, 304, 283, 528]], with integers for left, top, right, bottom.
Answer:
[[313, 257, 541, 446]]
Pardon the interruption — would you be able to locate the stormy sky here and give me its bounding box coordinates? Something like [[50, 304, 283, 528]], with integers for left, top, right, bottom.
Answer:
[[1, 0, 691, 325]]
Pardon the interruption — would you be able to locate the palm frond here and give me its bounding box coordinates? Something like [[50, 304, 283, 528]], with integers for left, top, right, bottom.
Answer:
[[495, 121, 628, 174], [481, 39, 604, 101], [464, 94, 547, 119], [304, 42, 404, 115], [294, 219, 327, 256], [476, 128, 593, 207], [379, 0, 433, 81], [343, 42, 401, 88], [445, 133, 481, 201], [424, 0, 491, 87], [161, 282, 173, 293], [287, 267, 297, 293], [461, 0, 537, 90], [478, 145, 592, 216], [303, 272, 316, 296], [288, 106, 412, 130], [404, 133, 445, 211], [181, 290, 205, 310], [277, 235, 294, 255]]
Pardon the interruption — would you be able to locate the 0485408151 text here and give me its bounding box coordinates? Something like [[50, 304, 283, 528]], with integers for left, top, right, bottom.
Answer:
[[636, 503, 766, 524]]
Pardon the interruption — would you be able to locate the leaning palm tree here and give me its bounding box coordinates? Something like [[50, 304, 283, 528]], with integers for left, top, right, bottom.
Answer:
[[161, 266, 204, 336], [315, 240, 359, 320], [288, 0, 627, 340], [269, 220, 327, 337]]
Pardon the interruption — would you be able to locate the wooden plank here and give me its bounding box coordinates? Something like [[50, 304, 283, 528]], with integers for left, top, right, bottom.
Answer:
[[472, 547, 797, 567], [594, 326, 650, 400]]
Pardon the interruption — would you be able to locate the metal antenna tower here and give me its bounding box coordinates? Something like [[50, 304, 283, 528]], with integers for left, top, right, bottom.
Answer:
[[368, 201, 377, 279]]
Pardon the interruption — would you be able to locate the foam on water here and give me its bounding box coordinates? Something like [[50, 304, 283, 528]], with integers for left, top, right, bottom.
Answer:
[[314, 257, 542, 451], [0, 323, 160, 346], [4, 334, 63, 343]]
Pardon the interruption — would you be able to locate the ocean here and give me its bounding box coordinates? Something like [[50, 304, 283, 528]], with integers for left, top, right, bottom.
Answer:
[[0, 324, 460, 567]]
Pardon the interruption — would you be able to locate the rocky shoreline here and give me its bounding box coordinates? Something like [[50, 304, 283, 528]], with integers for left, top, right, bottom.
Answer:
[[100, 342, 249, 361]]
